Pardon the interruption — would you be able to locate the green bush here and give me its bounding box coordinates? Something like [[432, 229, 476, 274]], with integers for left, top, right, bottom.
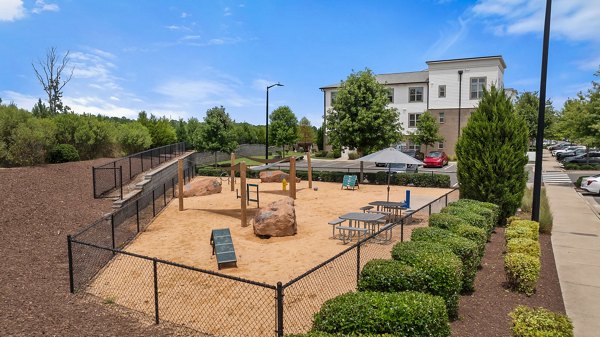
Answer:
[[509, 220, 540, 234], [509, 305, 573, 337], [456, 85, 528, 226], [411, 227, 480, 292], [47, 144, 80, 163], [504, 253, 540, 296], [286, 333, 395, 337], [347, 152, 359, 160], [312, 291, 450, 337], [314, 150, 328, 158], [452, 224, 487, 258], [564, 162, 600, 170], [506, 238, 540, 258], [441, 207, 493, 238], [6, 118, 56, 166], [325, 151, 336, 159], [505, 226, 538, 242], [506, 216, 522, 225], [429, 212, 469, 230], [451, 199, 500, 225], [391, 241, 462, 318]]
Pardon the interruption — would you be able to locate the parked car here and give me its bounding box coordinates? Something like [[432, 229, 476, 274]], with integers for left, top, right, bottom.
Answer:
[[548, 142, 569, 151], [423, 151, 449, 168], [387, 162, 419, 173], [553, 145, 584, 157], [564, 152, 600, 164], [401, 149, 425, 160], [557, 148, 587, 161], [580, 174, 600, 194]]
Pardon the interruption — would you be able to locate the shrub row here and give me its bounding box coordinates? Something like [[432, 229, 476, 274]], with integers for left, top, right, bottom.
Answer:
[[442, 206, 493, 238], [428, 213, 487, 258], [509, 305, 573, 337], [312, 291, 450, 337], [504, 220, 542, 296], [563, 162, 600, 170], [410, 227, 480, 293]]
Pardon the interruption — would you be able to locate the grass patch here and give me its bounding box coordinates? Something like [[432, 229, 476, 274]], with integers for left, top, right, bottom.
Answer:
[[520, 187, 553, 233]]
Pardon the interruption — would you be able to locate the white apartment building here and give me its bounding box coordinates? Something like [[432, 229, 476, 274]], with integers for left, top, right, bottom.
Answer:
[[320, 55, 509, 155]]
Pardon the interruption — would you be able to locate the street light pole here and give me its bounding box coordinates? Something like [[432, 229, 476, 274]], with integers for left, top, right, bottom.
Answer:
[[266, 83, 284, 160], [458, 70, 463, 139]]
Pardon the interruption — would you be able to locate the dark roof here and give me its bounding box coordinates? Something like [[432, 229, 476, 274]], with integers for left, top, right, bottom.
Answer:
[[320, 70, 428, 90]]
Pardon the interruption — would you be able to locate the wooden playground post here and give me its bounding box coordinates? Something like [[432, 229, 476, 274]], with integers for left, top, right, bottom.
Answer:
[[230, 153, 236, 191], [307, 152, 312, 189], [290, 157, 296, 199], [240, 161, 248, 227], [178, 159, 184, 211]]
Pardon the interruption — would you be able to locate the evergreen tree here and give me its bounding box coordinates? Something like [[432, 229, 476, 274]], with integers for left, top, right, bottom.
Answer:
[[456, 85, 528, 225], [412, 111, 443, 153]]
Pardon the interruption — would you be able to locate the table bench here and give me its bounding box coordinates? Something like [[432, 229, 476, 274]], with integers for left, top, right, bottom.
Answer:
[[328, 218, 345, 238], [336, 226, 370, 244]]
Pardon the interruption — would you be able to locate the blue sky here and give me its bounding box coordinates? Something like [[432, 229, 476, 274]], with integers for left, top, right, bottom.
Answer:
[[1, 0, 599, 127]]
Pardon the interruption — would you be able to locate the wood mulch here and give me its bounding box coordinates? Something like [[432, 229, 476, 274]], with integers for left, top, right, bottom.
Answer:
[[0, 160, 565, 336]]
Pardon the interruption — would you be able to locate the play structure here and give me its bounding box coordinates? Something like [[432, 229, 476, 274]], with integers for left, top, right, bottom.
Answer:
[[237, 183, 259, 207], [210, 228, 237, 269]]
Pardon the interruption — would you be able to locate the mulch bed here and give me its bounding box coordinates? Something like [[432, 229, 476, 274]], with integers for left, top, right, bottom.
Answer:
[[0, 160, 565, 336]]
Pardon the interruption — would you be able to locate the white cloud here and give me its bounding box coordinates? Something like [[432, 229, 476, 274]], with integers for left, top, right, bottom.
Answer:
[[70, 49, 122, 91], [181, 12, 189, 18], [165, 24, 192, 31], [31, 0, 59, 14], [425, 17, 469, 59], [0, 0, 25, 21], [224, 7, 232, 16], [472, 0, 600, 41], [576, 55, 600, 71], [0, 90, 38, 107]]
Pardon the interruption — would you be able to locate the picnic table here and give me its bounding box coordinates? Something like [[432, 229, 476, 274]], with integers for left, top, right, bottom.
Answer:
[[334, 212, 386, 244], [368, 201, 407, 223]]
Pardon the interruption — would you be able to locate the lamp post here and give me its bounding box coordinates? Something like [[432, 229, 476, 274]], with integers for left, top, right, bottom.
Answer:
[[458, 70, 463, 138], [266, 83, 284, 159]]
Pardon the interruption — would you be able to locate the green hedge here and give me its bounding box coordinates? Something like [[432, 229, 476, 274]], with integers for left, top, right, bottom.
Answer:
[[445, 203, 496, 229], [390, 242, 462, 319], [505, 226, 538, 242], [410, 227, 480, 293], [312, 291, 450, 337], [504, 253, 540, 296], [509, 220, 540, 235], [564, 162, 600, 170], [441, 207, 493, 238], [286, 333, 395, 337], [429, 213, 469, 231], [506, 238, 540, 258], [450, 199, 500, 225], [453, 224, 487, 258], [509, 305, 573, 337]]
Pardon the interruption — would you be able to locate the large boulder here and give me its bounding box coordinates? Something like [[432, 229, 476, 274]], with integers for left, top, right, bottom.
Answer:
[[253, 197, 297, 237], [183, 178, 222, 197], [259, 170, 301, 183]]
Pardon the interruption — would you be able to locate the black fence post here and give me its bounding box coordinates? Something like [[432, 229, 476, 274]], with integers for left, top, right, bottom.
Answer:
[[356, 242, 361, 286], [172, 178, 175, 198], [67, 235, 74, 293], [163, 183, 167, 206], [129, 156, 132, 180], [141, 152, 144, 171], [110, 214, 116, 253], [153, 258, 159, 324], [445, 193, 448, 207], [276, 282, 284, 337], [113, 162, 117, 189], [136, 199, 140, 233], [152, 190, 156, 217], [119, 166, 123, 200], [92, 167, 97, 198]]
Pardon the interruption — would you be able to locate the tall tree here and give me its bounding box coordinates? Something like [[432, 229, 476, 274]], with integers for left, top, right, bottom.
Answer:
[[32, 47, 74, 115], [456, 85, 528, 224], [297, 117, 316, 151], [269, 106, 298, 155], [326, 68, 401, 156], [193, 106, 238, 164], [514, 91, 558, 144], [411, 111, 443, 153]]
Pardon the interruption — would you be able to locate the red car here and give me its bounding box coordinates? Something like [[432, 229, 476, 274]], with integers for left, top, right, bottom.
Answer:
[[423, 151, 449, 168]]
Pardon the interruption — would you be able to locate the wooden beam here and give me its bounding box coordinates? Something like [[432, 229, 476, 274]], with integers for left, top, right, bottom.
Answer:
[[240, 161, 248, 227], [230, 153, 236, 191], [178, 159, 184, 211], [307, 152, 313, 189], [290, 157, 296, 199]]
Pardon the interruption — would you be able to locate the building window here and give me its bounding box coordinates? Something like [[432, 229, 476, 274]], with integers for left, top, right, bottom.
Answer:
[[439, 112, 445, 124], [407, 141, 420, 151], [470, 77, 486, 100], [438, 142, 444, 149], [408, 113, 421, 128], [438, 85, 446, 98], [331, 91, 337, 105], [387, 88, 394, 103], [409, 87, 423, 102]]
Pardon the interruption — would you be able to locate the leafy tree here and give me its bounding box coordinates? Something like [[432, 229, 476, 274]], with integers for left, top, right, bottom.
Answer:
[[269, 105, 298, 155], [32, 47, 74, 115], [32, 99, 51, 118], [326, 68, 402, 156], [235, 122, 260, 144], [456, 85, 528, 224], [316, 126, 324, 151], [174, 118, 189, 144], [297, 117, 316, 151], [412, 111, 443, 153], [514, 91, 558, 144], [138, 112, 177, 147], [7, 118, 56, 166], [117, 122, 152, 154], [192, 106, 238, 164]]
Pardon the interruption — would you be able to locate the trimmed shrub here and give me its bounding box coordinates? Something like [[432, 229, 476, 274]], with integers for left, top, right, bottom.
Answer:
[[453, 224, 487, 258], [47, 143, 80, 163], [429, 213, 469, 230], [506, 216, 521, 225], [506, 238, 540, 258], [451, 199, 500, 225], [456, 85, 528, 226], [287, 333, 394, 337], [312, 291, 450, 337], [441, 207, 493, 238], [391, 242, 462, 318], [505, 226, 538, 242], [358, 260, 424, 293], [347, 152, 359, 160], [504, 253, 540, 296], [411, 227, 480, 292], [509, 220, 540, 236], [509, 305, 574, 337]]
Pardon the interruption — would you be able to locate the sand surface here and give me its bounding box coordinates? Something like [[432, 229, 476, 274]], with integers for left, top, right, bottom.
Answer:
[[88, 177, 455, 336]]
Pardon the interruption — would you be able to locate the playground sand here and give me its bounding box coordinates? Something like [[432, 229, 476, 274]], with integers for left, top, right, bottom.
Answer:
[[87, 178, 454, 335]]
